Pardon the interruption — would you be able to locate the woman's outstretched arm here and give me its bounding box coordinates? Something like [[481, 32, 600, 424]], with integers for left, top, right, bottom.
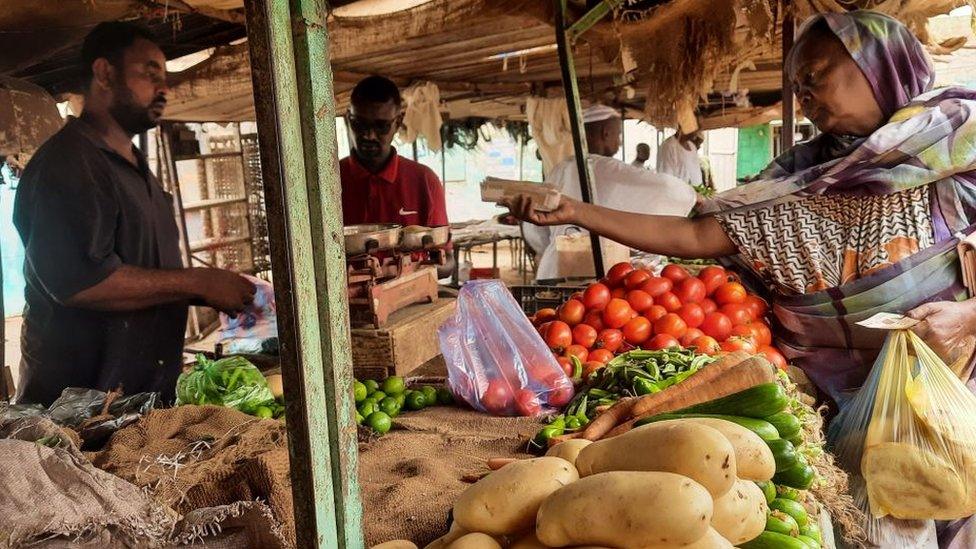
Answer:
[[502, 194, 737, 259]]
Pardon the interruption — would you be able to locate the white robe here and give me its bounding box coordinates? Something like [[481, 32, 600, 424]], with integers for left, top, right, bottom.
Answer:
[[523, 154, 697, 281], [656, 135, 703, 186]]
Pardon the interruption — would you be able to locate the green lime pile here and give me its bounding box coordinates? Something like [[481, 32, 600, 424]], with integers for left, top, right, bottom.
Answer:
[[353, 376, 455, 436]]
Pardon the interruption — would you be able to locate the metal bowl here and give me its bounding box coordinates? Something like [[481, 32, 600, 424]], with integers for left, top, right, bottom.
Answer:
[[400, 225, 450, 250], [343, 224, 402, 255]]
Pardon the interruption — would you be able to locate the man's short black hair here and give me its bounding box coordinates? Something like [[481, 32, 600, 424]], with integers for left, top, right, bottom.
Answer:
[[81, 21, 156, 87], [351, 75, 402, 109]]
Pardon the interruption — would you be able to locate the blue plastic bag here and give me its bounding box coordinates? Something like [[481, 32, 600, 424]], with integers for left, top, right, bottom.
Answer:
[[438, 280, 573, 417]]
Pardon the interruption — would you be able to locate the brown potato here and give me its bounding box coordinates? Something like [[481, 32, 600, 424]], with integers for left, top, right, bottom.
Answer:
[[710, 479, 767, 544], [676, 418, 775, 482], [446, 533, 502, 549], [863, 442, 969, 520], [545, 439, 593, 467]]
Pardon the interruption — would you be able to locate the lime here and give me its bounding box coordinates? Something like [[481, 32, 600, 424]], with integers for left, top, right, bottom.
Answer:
[[406, 391, 427, 411], [363, 379, 380, 395], [254, 406, 274, 419], [353, 381, 368, 403], [366, 411, 392, 434], [370, 390, 387, 403], [394, 392, 406, 408], [379, 397, 401, 417], [358, 400, 378, 418], [436, 387, 454, 405], [356, 412, 364, 425], [381, 376, 406, 396], [421, 386, 438, 406]]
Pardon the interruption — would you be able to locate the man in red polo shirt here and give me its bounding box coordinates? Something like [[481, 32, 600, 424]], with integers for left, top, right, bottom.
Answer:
[[340, 75, 454, 278]]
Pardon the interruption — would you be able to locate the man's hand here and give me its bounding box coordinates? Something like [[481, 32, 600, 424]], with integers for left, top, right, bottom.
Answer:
[[500, 194, 580, 227], [192, 268, 257, 317], [907, 299, 976, 374]]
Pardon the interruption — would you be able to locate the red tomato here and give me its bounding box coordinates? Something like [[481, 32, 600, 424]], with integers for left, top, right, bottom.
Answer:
[[676, 303, 705, 329], [644, 304, 668, 323], [572, 324, 598, 348], [758, 345, 788, 370], [698, 265, 728, 296], [582, 283, 612, 311], [541, 320, 573, 352], [653, 313, 688, 338], [622, 316, 652, 345], [625, 289, 654, 313], [610, 287, 627, 299], [602, 298, 634, 329], [555, 356, 573, 377], [557, 299, 586, 326], [679, 328, 705, 347], [570, 292, 584, 302], [588, 348, 615, 364], [514, 389, 542, 416], [583, 361, 606, 378], [583, 310, 605, 331], [714, 281, 748, 305], [606, 262, 635, 288], [700, 298, 718, 315], [720, 336, 758, 354], [656, 291, 682, 313], [564, 344, 589, 363], [721, 303, 754, 326], [743, 295, 769, 319], [661, 264, 691, 282], [639, 276, 673, 298], [624, 269, 652, 290], [690, 335, 721, 355], [674, 277, 707, 304], [594, 329, 624, 353], [752, 321, 773, 346], [646, 334, 680, 350], [700, 312, 733, 341], [482, 379, 513, 414], [534, 308, 557, 325], [547, 380, 575, 407]]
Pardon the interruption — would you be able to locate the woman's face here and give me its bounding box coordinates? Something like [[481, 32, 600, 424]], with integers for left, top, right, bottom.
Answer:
[[790, 28, 885, 137]]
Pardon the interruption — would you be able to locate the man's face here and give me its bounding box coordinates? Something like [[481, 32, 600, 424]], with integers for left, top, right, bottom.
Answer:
[[636, 144, 650, 161], [107, 38, 168, 135], [349, 100, 402, 162]]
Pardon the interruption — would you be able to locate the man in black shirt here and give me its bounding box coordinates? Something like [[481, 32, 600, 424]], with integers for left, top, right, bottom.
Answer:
[[13, 22, 256, 405]]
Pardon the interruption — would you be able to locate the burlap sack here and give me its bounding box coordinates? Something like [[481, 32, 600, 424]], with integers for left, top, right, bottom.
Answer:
[[90, 405, 294, 547], [359, 407, 539, 547]]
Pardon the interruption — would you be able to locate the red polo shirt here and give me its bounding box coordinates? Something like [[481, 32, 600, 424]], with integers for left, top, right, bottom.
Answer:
[[340, 151, 449, 228]]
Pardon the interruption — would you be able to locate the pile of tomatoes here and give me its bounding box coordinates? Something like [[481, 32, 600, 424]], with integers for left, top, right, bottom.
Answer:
[[530, 262, 788, 377]]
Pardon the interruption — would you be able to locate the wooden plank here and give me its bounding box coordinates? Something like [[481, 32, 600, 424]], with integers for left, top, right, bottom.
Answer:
[[350, 298, 456, 377], [243, 1, 363, 547], [781, 5, 796, 150]]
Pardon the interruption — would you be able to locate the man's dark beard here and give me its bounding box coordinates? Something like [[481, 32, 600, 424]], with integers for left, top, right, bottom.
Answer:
[[109, 82, 163, 135]]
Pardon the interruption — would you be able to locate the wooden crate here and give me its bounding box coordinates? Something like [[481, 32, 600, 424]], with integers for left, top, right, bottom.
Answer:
[[350, 298, 456, 379]]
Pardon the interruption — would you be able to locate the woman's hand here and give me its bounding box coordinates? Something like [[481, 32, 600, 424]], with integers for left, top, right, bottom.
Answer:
[[907, 299, 976, 374], [500, 194, 581, 227]]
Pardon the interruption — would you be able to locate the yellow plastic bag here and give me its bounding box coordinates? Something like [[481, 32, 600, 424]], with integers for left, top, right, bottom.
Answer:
[[832, 329, 976, 525]]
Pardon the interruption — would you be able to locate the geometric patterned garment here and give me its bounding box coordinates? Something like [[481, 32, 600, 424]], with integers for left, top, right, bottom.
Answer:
[[717, 186, 933, 295]]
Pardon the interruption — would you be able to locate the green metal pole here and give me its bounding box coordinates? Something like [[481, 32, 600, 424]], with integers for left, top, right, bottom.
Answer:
[[566, 0, 625, 43], [243, 1, 363, 548], [554, 0, 605, 278]]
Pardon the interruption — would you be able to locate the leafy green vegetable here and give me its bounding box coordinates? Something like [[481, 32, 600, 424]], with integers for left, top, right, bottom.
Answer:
[[175, 354, 276, 416]]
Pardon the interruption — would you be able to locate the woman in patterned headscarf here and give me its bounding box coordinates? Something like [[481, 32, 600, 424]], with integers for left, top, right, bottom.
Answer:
[[509, 9, 976, 546]]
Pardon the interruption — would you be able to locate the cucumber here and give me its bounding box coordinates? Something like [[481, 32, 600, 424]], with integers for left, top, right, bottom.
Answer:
[[797, 535, 821, 549], [739, 531, 810, 549], [799, 522, 822, 543], [765, 412, 802, 439], [756, 480, 777, 504], [787, 434, 804, 447], [677, 383, 789, 418], [776, 484, 803, 501], [765, 510, 799, 536], [769, 498, 809, 529], [635, 413, 780, 441], [767, 438, 798, 472], [774, 459, 816, 490]]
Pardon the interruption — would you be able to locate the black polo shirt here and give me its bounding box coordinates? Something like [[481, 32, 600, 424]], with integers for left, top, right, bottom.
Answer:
[[13, 117, 187, 405]]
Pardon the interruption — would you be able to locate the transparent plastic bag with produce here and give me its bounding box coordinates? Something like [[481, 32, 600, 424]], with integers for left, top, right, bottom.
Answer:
[[438, 280, 574, 416], [828, 323, 976, 541], [175, 354, 277, 416]]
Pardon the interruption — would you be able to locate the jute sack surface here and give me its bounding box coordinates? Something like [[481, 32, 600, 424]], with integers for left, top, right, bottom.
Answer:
[[90, 405, 294, 546], [359, 407, 538, 547]]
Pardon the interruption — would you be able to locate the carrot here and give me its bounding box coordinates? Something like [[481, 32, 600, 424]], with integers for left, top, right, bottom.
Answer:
[[629, 352, 755, 418], [577, 397, 636, 441], [487, 457, 518, 470]]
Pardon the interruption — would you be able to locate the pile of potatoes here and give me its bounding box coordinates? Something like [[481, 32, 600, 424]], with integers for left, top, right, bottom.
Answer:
[[379, 418, 776, 549]]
